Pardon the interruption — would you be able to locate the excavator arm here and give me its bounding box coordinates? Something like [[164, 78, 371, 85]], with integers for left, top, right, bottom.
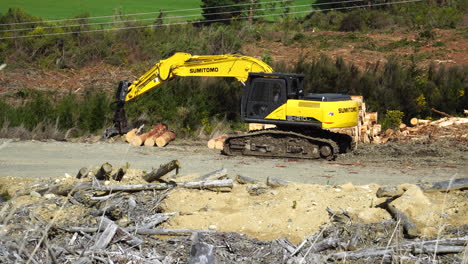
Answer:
[[104, 52, 273, 137], [125, 52, 273, 101]]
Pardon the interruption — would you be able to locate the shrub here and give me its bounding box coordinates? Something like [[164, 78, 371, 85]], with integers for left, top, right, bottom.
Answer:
[[339, 11, 365, 32], [382, 110, 404, 130]]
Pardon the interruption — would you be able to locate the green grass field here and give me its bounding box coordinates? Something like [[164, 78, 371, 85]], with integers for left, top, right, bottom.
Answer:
[[0, 0, 314, 21]]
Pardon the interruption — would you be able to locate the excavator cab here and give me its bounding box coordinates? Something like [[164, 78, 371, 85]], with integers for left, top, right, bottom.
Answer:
[[242, 73, 303, 120]]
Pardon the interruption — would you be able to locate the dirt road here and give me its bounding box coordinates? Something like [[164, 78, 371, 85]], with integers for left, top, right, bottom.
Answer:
[[1, 139, 465, 185]]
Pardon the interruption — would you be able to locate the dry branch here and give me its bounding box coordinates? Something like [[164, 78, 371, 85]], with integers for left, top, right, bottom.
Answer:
[[431, 108, 452, 118], [93, 179, 233, 192], [329, 236, 468, 260], [385, 204, 419, 238], [195, 168, 227, 181]]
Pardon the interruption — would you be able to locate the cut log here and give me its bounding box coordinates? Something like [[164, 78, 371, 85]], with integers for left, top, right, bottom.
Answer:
[[95, 163, 113, 180], [399, 123, 407, 131], [207, 138, 216, 149], [431, 108, 452, 118], [248, 123, 264, 131], [410, 118, 418, 126], [418, 119, 430, 126], [155, 131, 176, 147], [76, 167, 89, 179], [195, 168, 228, 181], [131, 136, 144, 146], [143, 160, 181, 182], [125, 128, 138, 143], [144, 137, 155, 147], [111, 167, 127, 181], [367, 112, 378, 123], [94, 179, 233, 192], [138, 124, 168, 145], [208, 135, 228, 150], [465, 110, 468, 116], [214, 137, 226, 150]]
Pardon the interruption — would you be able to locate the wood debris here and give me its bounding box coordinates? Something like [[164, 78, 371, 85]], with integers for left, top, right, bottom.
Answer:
[[0, 164, 466, 263]]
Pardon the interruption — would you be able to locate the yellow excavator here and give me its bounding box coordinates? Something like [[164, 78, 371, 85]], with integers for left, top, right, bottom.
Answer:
[[104, 52, 359, 160]]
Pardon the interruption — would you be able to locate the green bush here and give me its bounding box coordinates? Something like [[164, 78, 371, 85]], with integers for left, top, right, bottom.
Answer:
[[382, 110, 404, 130]]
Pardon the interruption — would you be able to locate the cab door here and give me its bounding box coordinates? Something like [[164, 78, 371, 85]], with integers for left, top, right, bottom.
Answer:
[[245, 78, 287, 120]]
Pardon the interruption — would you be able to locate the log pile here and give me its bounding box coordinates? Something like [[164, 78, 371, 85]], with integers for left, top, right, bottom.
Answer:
[[1, 165, 466, 263], [329, 96, 382, 145], [389, 117, 468, 143], [125, 123, 176, 147]]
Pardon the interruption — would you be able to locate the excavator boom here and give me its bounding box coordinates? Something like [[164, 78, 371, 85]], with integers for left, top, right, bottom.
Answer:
[[104, 52, 273, 138], [125, 52, 273, 101]]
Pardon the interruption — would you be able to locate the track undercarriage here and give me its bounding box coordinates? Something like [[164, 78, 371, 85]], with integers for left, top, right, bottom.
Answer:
[[223, 128, 354, 160]]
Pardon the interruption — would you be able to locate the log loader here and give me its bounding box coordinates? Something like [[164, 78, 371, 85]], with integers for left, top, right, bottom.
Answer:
[[104, 52, 359, 160]]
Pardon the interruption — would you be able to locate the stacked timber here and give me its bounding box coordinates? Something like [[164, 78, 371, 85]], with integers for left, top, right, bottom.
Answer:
[[330, 96, 382, 144], [124, 123, 176, 147]]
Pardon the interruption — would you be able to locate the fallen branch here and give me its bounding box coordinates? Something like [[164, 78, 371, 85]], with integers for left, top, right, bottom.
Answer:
[[143, 160, 180, 183], [431, 108, 452, 118], [65, 226, 214, 236], [328, 236, 468, 260], [93, 179, 233, 192], [384, 204, 419, 238], [195, 168, 228, 181]]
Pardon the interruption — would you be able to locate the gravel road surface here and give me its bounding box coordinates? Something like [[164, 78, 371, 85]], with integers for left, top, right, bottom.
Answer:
[[1, 139, 465, 185]]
